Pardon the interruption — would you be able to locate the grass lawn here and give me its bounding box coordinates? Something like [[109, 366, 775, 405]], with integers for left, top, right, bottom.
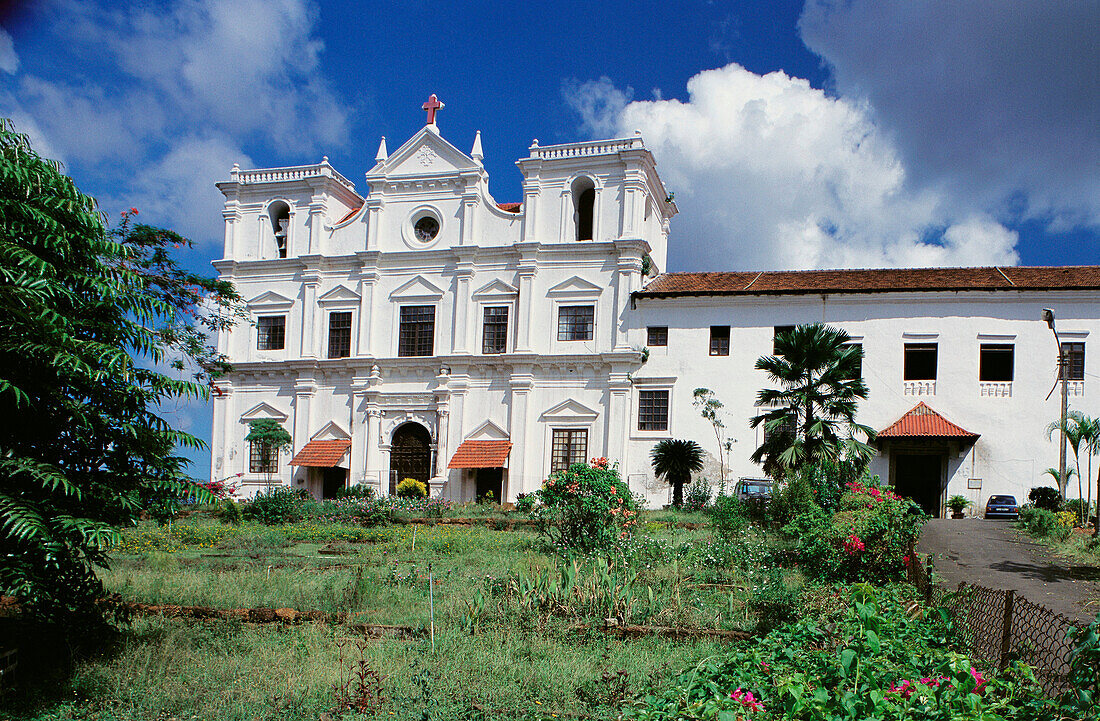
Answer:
[[5, 518, 772, 721]]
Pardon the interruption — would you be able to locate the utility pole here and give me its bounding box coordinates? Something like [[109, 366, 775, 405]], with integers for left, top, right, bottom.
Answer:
[[1042, 309, 1069, 498]]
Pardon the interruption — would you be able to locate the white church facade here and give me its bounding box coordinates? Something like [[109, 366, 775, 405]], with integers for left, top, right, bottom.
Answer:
[[209, 101, 1100, 516]]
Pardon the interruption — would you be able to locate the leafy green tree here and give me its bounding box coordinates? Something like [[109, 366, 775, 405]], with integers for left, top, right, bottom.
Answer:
[[650, 438, 706, 507], [692, 387, 727, 482], [245, 418, 293, 487], [0, 119, 241, 629], [1046, 410, 1088, 504], [750, 323, 875, 477]]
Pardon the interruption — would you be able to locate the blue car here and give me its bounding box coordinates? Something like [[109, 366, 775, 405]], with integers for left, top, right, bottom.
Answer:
[[984, 494, 1019, 519]]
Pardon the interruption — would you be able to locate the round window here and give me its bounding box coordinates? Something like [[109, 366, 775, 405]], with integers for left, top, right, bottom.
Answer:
[[413, 215, 440, 242]]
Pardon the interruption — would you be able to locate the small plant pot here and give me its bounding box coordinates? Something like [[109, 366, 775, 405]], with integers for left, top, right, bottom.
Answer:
[[951, 510, 965, 519]]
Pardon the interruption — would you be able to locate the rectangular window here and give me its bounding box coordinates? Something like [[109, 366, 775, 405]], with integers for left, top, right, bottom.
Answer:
[[327, 311, 352, 358], [647, 326, 668, 346], [257, 315, 286, 350], [557, 305, 594, 341], [482, 306, 509, 354], [249, 440, 278, 474], [550, 429, 588, 473], [844, 342, 863, 380], [638, 390, 670, 431], [1061, 342, 1085, 381], [762, 410, 796, 448], [773, 325, 796, 354], [979, 344, 1014, 382], [710, 326, 730, 356], [398, 305, 435, 357], [904, 343, 938, 380]]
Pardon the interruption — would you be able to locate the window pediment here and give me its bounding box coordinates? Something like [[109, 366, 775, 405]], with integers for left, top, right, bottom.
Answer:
[[318, 285, 361, 305], [472, 279, 519, 300], [390, 275, 446, 301], [465, 419, 509, 440], [311, 420, 351, 441], [246, 291, 294, 312], [540, 398, 599, 423], [547, 275, 603, 297], [239, 402, 289, 423]]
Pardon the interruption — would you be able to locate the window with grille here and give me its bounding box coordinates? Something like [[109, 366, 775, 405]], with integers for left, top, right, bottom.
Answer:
[[762, 410, 796, 448], [904, 343, 937, 380], [249, 440, 278, 474], [557, 305, 594, 341], [327, 311, 352, 358], [550, 429, 588, 473], [482, 306, 509, 354], [257, 315, 286, 350], [979, 344, 1014, 382], [398, 305, 435, 357], [843, 342, 863, 380], [710, 326, 730, 356], [647, 326, 668, 346], [638, 390, 670, 431], [1061, 342, 1085, 380], [773, 325, 795, 354]]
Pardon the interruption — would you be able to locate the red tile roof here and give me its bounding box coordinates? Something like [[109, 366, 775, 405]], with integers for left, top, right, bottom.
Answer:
[[289, 439, 351, 467], [878, 402, 979, 439], [448, 439, 512, 469], [496, 202, 522, 213], [635, 266, 1100, 298]]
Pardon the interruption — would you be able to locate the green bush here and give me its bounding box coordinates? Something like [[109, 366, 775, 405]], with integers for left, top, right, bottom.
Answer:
[[623, 584, 1082, 720], [395, 477, 427, 498], [241, 487, 313, 525], [1019, 507, 1072, 541], [216, 499, 242, 525], [335, 483, 376, 500], [514, 492, 536, 514], [709, 493, 749, 537], [788, 479, 925, 583], [1028, 486, 1062, 511], [768, 472, 818, 527], [682, 478, 712, 511], [533, 458, 639, 554], [1065, 498, 1093, 524]]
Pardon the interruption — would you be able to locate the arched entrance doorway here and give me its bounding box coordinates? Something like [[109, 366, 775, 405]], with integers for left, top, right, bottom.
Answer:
[[389, 423, 432, 495]]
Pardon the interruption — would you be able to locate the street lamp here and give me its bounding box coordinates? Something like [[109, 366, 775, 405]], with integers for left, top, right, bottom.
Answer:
[[1042, 308, 1068, 498]]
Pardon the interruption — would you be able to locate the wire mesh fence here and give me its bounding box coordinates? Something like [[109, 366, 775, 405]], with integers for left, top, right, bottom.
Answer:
[[908, 552, 1082, 696]]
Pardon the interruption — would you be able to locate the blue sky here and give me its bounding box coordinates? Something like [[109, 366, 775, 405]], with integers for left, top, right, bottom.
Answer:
[[2, 0, 1097, 477]]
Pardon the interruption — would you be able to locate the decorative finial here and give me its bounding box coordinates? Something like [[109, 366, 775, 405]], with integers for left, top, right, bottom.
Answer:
[[532, 138, 539, 147], [321, 155, 329, 164], [471, 130, 483, 163], [375, 136, 388, 162], [422, 94, 444, 126]]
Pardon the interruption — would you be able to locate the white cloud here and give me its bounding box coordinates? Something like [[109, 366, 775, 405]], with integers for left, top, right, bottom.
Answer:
[[569, 64, 1019, 271], [799, 0, 1100, 231], [0, 27, 17, 74], [0, 0, 348, 247]]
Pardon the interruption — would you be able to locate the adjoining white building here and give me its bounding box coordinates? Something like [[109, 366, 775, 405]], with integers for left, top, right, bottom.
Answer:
[[209, 102, 1100, 516]]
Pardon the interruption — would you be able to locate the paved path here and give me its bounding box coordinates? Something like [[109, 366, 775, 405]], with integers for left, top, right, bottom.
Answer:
[[917, 518, 1100, 621]]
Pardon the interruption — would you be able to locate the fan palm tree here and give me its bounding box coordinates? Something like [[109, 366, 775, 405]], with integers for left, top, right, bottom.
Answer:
[[1075, 415, 1100, 533], [1046, 410, 1087, 504], [650, 439, 705, 507], [750, 323, 875, 477]]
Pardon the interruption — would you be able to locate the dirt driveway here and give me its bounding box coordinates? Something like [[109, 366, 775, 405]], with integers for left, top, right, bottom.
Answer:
[[917, 518, 1100, 621]]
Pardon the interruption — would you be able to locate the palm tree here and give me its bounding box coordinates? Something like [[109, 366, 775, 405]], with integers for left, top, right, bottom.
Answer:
[[1046, 411, 1086, 504], [650, 439, 705, 508], [1076, 415, 1100, 534], [750, 323, 875, 477], [1042, 467, 1077, 500]]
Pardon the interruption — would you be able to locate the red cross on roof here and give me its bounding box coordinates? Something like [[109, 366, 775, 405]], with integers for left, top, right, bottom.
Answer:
[[422, 94, 444, 125]]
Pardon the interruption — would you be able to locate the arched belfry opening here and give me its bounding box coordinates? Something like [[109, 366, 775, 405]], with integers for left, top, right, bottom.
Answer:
[[268, 201, 290, 258], [389, 422, 432, 495], [571, 176, 595, 241]]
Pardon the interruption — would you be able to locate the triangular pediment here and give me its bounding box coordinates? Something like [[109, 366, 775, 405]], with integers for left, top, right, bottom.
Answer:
[[466, 419, 509, 440], [547, 275, 604, 296], [311, 420, 351, 441], [246, 291, 295, 309], [390, 275, 446, 300], [368, 126, 479, 178], [471, 279, 519, 299], [318, 284, 361, 304], [240, 402, 288, 423], [539, 398, 600, 422]]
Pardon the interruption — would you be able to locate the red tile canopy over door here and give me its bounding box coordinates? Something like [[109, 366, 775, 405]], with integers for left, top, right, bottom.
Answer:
[[288, 439, 352, 467], [448, 440, 512, 469]]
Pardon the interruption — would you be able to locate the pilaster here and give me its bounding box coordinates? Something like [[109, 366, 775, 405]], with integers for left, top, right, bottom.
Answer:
[[508, 367, 535, 499], [357, 269, 378, 356], [607, 372, 631, 465], [300, 270, 321, 358], [452, 259, 475, 354], [515, 254, 538, 353]]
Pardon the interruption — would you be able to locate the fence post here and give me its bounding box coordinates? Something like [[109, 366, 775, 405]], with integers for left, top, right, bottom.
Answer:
[[999, 589, 1015, 670], [924, 555, 934, 605]]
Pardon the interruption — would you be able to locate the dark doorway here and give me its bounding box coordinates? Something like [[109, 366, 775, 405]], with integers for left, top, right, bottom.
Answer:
[[390, 423, 432, 494], [476, 468, 503, 503], [322, 467, 347, 499], [894, 454, 945, 517]]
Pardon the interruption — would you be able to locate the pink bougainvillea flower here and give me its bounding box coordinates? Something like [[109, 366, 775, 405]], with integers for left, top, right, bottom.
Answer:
[[729, 688, 764, 713]]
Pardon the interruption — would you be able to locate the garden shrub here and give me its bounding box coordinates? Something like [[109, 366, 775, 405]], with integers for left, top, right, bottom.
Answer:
[[533, 458, 639, 554], [624, 584, 1088, 720], [747, 568, 800, 632], [789, 480, 925, 583], [768, 472, 818, 527], [241, 487, 313, 525], [216, 499, 243, 525], [395, 477, 427, 498], [709, 493, 749, 537], [682, 478, 712, 511], [1028, 486, 1062, 511], [335, 483, 377, 500], [1019, 507, 1072, 541], [1064, 498, 1093, 524], [514, 492, 536, 513]]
